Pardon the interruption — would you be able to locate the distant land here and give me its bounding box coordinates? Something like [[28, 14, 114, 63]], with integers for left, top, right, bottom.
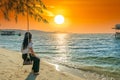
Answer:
[[0, 29, 70, 34], [0, 29, 115, 34]]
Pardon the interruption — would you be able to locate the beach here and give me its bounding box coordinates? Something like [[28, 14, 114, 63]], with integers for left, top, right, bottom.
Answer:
[[0, 48, 84, 80]]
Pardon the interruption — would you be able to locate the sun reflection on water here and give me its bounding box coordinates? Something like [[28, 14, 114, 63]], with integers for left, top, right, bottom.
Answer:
[[55, 33, 68, 52], [54, 33, 69, 62]]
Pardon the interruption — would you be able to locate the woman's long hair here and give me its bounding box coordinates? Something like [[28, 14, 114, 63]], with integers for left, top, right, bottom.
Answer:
[[22, 32, 32, 50]]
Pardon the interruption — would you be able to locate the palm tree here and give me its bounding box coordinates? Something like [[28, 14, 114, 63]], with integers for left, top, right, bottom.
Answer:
[[0, 0, 48, 23]]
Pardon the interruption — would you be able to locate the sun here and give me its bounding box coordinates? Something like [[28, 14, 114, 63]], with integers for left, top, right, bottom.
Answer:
[[54, 15, 64, 24]]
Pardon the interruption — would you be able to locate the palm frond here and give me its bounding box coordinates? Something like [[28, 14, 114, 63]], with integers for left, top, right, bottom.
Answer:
[[0, 0, 48, 23]]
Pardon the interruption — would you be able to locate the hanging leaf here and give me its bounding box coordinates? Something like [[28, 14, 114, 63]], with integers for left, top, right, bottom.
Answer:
[[38, 18, 41, 22], [43, 19, 48, 23]]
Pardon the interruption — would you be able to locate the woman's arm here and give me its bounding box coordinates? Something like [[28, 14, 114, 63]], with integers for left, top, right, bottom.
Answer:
[[29, 47, 36, 57]]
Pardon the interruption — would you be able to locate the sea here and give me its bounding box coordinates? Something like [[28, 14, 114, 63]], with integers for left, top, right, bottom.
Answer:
[[0, 30, 120, 80]]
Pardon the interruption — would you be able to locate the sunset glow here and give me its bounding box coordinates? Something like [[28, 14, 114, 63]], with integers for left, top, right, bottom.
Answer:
[[0, 0, 120, 33]]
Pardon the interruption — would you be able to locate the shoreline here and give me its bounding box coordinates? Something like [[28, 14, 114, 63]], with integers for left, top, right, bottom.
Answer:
[[42, 55, 118, 80], [43, 60, 85, 78], [0, 48, 84, 80]]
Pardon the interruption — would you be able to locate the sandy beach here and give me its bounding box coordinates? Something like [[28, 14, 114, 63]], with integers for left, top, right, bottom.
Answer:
[[0, 48, 84, 80]]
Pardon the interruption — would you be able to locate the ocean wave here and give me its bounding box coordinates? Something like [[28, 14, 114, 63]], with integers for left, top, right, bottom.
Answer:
[[77, 66, 120, 80], [46, 57, 120, 80], [35, 52, 59, 54], [47, 58, 120, 80], [70, 47, 91, 49], [35, 45, 58, 46], [74, 56, 120, 65]]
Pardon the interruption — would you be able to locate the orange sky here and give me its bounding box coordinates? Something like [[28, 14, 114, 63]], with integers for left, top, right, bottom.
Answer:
[[0, 0, 120, 33]]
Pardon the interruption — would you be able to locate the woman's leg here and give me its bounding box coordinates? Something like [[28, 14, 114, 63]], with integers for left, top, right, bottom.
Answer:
[[22, 54, 32, 65], [30, 55, 40, 73], [22, 54, 27, 61]]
